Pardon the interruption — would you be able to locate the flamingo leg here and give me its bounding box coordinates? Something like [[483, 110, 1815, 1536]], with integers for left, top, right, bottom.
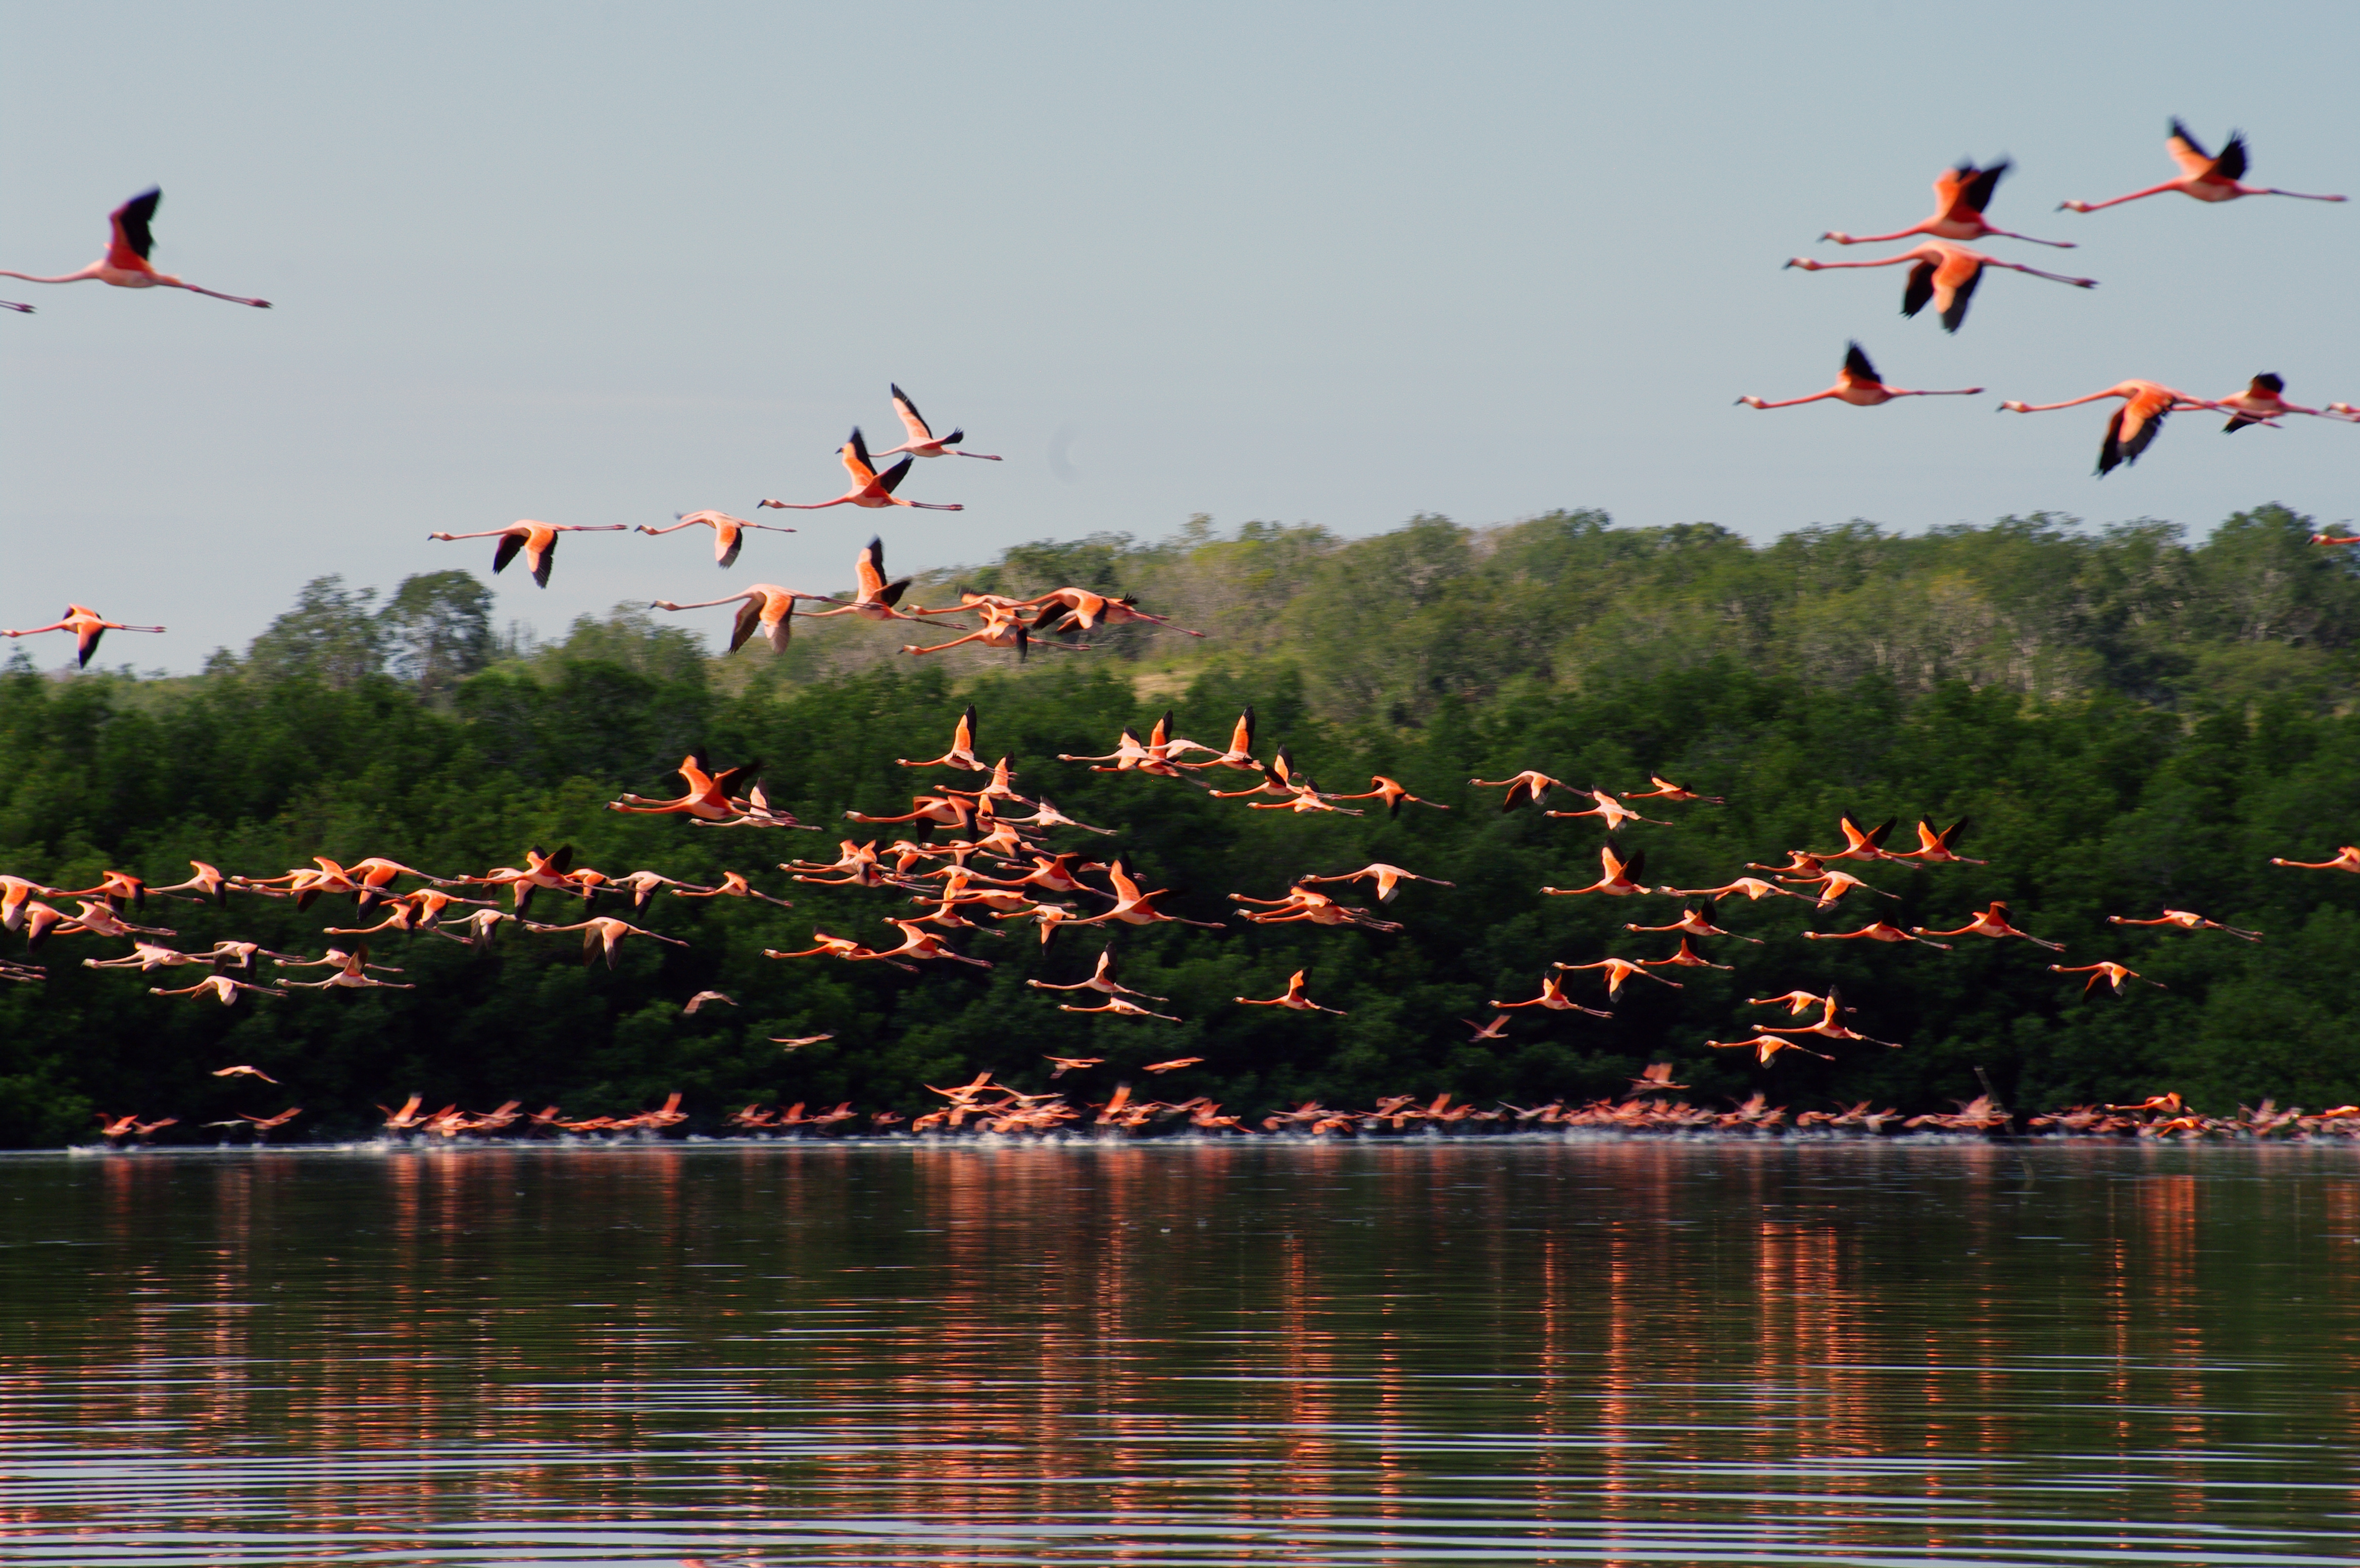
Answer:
[[165, 279, 270, 308], [1988, 260, 2098, 287]]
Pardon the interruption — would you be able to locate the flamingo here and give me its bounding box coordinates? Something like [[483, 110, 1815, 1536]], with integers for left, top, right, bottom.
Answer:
[[1622, 775, 1724, 804], [870, 383, 1002, 461], [2272, 846, 2360, 873], [427, 521, 627, 587], [1067, 860, 1224, 930], [2052, 961, 2166, 995], [1324, 774, 1449, 814], [2209, 374, 2332, 431], [2109, 909, 2262, 941], [1464, 1013, 1512, 1041], [1914, 900, 2064, 951], [1998, 381, 2216, 476], [636, 510, 795, 568], [211, 1065, 280, 1083], [652, 584, 834, 653], [1061, 997, 1182, 1022], [149, 861, 232, 905], [903, 600, 1052, 659], [764, 931, 916, 973], [1639, 937, 1733, 971], [1235, 969, 1347, 1014], [1297, 863, 1454, 904], [1545, 788, 1671, 830], [1140, 1056, 1204, 1073], [1542, 844, 1649, 898], [668, 870, 795, 908], [1822, 159, 2076, 249], [2060, 121, 2346, 212], [1625, 907, 1763, 944], [1706, 1034, 1833, 1066], [1, 605, 166, 668], [900, 707, 987, 772], [1802, 919, 1952, 949], [1178, 709, 1261, 773], [1657, 876, 1814, 904], [1892, 818, 1984, 864], [523, 915, 692, 968], [1045, 1055, 1105, 1077], [1739, 342, 1985, 409], [1023, 586, 1207, 639], [1627, 1061, 1691, 1095], [1026, 947, 1168, 1002], [772, 1033, 835, 1049], [1785, 241, 2096, 332], [758, 429, 962, 512], [1471, 769, 1570, 811], [798, 537, 961, 625], [150, 975, 285, 1005], [281, 947, 417, 991], [1761, 989, 1902, 1048], [0, 189, 270, 307], [1488, 974, 1612, 1017], [682, 991, 735, 1014], [869, 918, 995, 968], [1552, 956, 1682, 1000], [1811, 813, 1916, 865], [611, 756, 762, 820]]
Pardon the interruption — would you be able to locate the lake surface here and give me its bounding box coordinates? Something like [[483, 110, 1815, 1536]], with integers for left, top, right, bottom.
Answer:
[[1, 1139, 2356, 1565]]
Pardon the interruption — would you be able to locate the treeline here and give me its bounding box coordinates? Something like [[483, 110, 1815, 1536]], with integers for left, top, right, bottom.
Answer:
[[3, 505, 2358, 1145]]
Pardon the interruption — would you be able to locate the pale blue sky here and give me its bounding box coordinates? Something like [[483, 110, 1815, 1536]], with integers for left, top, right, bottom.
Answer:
[[4, 2, 2355, 666]]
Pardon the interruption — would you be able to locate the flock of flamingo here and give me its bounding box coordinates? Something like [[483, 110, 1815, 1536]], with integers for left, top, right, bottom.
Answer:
[[1750, 123, 2358, 476], [6, 151, 2357, 1146]]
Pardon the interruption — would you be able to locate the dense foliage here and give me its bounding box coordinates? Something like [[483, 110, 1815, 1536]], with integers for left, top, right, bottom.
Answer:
[[5, 506, 2359, 1145]]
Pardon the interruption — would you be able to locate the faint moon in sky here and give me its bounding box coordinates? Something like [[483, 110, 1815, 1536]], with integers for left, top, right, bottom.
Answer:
[[1047, 424, 1081, 484]]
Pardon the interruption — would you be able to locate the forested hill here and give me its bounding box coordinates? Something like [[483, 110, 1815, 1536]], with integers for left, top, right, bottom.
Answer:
[[4, 503, 2358, 1145]]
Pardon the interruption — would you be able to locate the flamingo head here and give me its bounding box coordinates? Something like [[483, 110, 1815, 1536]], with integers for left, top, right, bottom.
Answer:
[[2000, 401, 2029, 413], [1783, 257, 1820, 270]]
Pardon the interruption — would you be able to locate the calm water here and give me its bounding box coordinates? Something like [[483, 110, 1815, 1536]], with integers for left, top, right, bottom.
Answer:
[[2, 1140, 2356, 1566]]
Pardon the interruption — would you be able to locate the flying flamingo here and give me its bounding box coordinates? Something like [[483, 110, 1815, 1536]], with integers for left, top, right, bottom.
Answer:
[[1739, 342, 1984, 409], [1324, 775, 1449, 814], [1060, 997, 1182, 1022], [758, 429, 962, 512], [1028, 947, 1168, 1002], [212, 1066, 280, 1083], [1785, 241, 2096, 332], [1472, 769, 1570, 811], [1464, 1013, 1512, 1041], [2052, 961, 2167, 995], [1998, 381, 2217, 476], [0, 189, 270, 307], [1, 605, 166, 668], [427, 521, 627, 587], [1297, 863, 1454, 904], [2059, 121, 2346, 213], [1235, 969, 1347, 1015], [1706, 1034, 1833, 1066], [1802, 919, 1951, 949], [798, 538, 961, 625], [1761, 989, 1901, 1048], [1552, 956, 1682, 1000], [1178, 709, 1261, 773], [524, 915, 692, 968], [1822, 159, 2076, 249], [1545, 788, 1671, 830], [150, 975, 285, 1005], [1913, 901, 2064, 951], [764, 931, 916, 973], [2208, 374, 2332, 431], [2109, 909, 2263, 941], [1623, 775, 1724, 804], [902, 707, 987, 771], [1656, 876, 1814, 904], [1625, 907, 1763, 944], [1542, 845, 1649, 898], [610, 756, 762, 820], [1023, 587, 1207, 639], [2272, 846, 2360, 873], [1749, 990, 1840, 1016], [636, 510, 796, 568], [1892, 818, 1984, 864], [903, 600, 1050, 660], [652, 584, 835, 653], [1640, 937, 1733, 971], [870, 384, 1002, 461], [1488, 974, 1612, 1017], [1067, 860, 1224, 930]]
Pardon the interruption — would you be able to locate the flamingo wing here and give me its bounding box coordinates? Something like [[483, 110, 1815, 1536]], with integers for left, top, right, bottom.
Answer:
[[716, 519, 743, 569], [2118, 396, 2168, 467], [1937, 260, 1981, 333], [1232, 708, 1256, 753], [855, 537, 888, 598], [528, 531, 558, 587], [875, 456, 914, 496], [1901, 259, 1937, 319], [1842, 341, 1879, 384], [729, 596, 763, 653], [890, 384, 933, 444], [1958, 159, 2007, 216], [77, 624, 106, 667], [109, 188, 161, 267], [840, 429, 879, 487], [2211, 131, 2248, 183], [491, 529, 526, 575], [2166, 119, 2214, 178]]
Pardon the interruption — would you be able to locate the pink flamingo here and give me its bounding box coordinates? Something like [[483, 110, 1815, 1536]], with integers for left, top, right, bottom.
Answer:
[[1740, 342, 1983, 409], [652, 584, 838, 653], [427, 521, 627, 587], [2, 604, 165, 667], [1822, 159, 2075, 249], [1785, 240, 2095, 332], [870, 384, 1002, 461], [758, 429, 962, 512], [2060, 121, 2345, 213], [636, 510, 795, 568], [0, 189, 270, 307]]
